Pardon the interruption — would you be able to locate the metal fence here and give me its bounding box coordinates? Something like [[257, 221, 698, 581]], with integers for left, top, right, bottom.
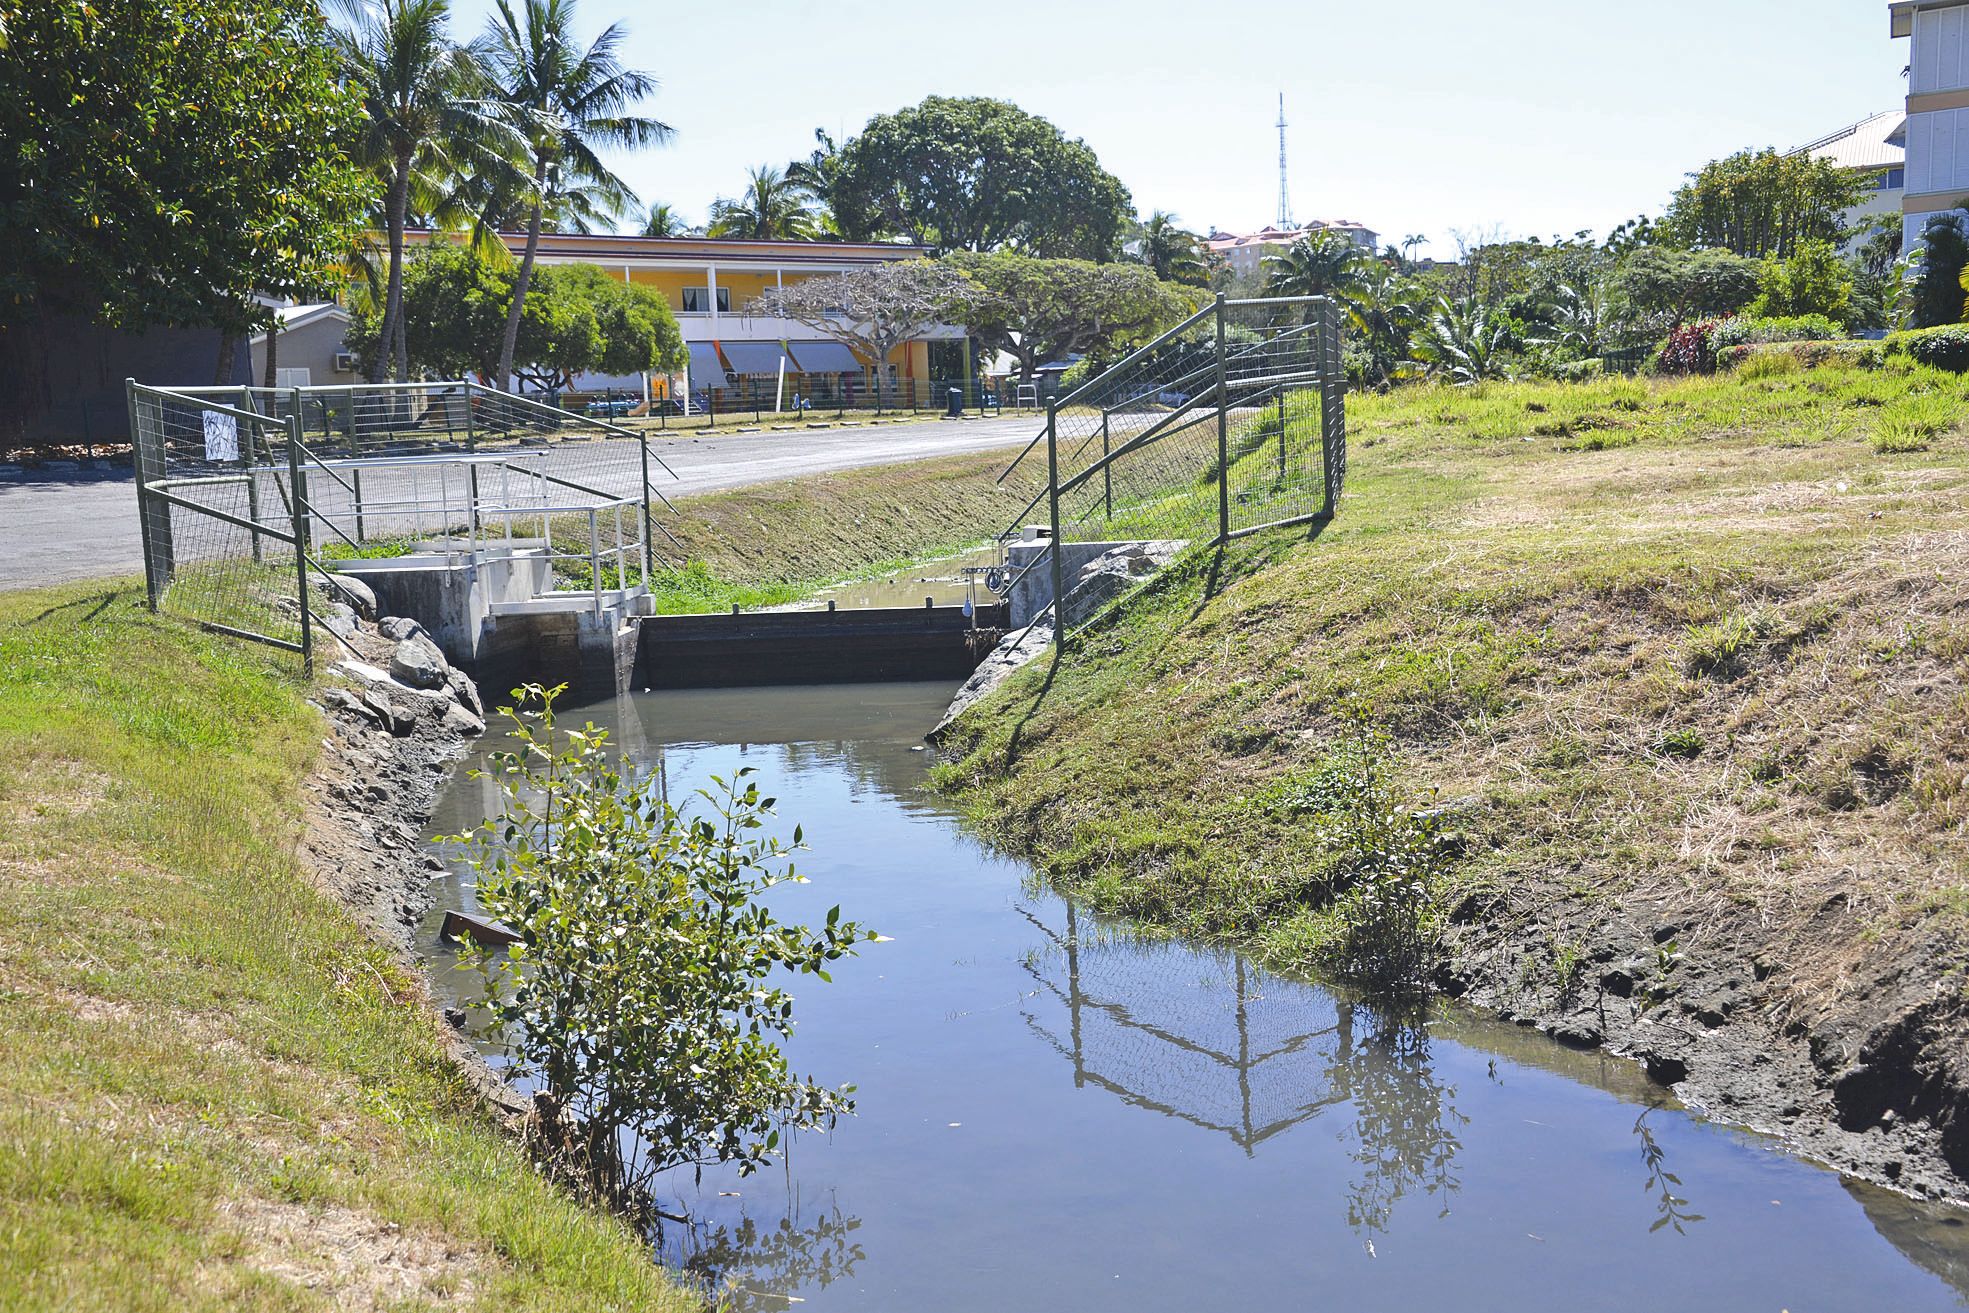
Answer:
[[994, 293, 1346, 641], [130, 379, 678, 667], [642, 375, 1031, 429]]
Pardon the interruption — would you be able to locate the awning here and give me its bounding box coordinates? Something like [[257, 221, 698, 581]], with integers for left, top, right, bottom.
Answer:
[[685, 342, 725, 381], [720, 341, 798, 375], [788, 340, 865, 374]]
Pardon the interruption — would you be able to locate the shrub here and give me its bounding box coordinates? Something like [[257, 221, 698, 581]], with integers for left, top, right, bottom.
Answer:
[[1884, 323, 1969, 372], [1655, 320, 1722, 375], [1551, 357, 1605, 382], [1710, 314, 1844, 349], [452, 686, 874, 1218]]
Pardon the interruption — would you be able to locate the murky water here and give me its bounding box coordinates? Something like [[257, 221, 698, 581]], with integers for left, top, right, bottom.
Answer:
[[422, 682, 1969, 1312], [783, 546, 1000, 611]]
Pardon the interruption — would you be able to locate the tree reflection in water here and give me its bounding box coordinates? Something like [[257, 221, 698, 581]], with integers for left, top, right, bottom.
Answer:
[[1017, 897, 1468, 1242], [653, 1197, 866, 1313], [1633, 1106, 1704, 1235]]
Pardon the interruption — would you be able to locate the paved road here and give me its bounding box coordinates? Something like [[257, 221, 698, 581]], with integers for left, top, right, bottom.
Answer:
[[0, 416, 1042, 591]]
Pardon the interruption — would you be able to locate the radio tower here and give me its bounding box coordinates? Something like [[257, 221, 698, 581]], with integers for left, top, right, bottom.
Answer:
[[1275, 92, 1293, 230]]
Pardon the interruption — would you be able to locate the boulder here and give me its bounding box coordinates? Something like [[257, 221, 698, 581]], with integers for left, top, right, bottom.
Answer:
[[388, 636, 449, 690], [318, 572, 377, 619], [441, 701, 485, 737], [320, 601, 359, 642], [446, 667, 483, 718], [378, 615, 428, 642]]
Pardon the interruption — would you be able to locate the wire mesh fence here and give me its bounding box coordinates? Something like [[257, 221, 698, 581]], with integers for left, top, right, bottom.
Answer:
[[995, 294, 1346, 641], [130, 382, 312, 655], [133, 380, 679, 665]]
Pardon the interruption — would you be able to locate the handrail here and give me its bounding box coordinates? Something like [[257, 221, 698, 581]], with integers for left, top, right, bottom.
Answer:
[[130, 384, 287, 434]]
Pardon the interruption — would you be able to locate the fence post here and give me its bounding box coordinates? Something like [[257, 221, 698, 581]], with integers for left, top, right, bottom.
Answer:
[[1277, 385, 1288, 487], [286, 414, 314, 674], [1321, 299, 1346, 517], [465, 381, 478, 451], [1101, 409, 1112, 519], [1046, 399, 1066, 652], [638, 426, 655, 578], [1215, 292, 1230, 544], [238, 386, 266, 563], [128, 379, 173, 610]]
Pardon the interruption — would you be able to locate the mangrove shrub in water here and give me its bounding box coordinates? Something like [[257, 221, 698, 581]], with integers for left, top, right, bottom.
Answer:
[[452, 685, 873, 1216]]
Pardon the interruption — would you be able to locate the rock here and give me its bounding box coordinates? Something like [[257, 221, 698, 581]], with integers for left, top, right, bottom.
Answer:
[[446, 667, 483, 718], [321, 601, 359, 641], [1600, 958, 1646, 998], [388, 636, 448, 690], [1060, 540, 1184, 629], [1691, 990, 1741, 1028], [378, 616, 427, 642], [441, 702, 485, 737], [1550, 1020, 1603, 1049], [931, 618, 1057, 738], [1643, 1050, 1690, 1086], [318, 572, 377, 619]]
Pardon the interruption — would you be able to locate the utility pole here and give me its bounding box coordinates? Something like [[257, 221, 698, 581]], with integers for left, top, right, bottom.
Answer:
[[1276, 92, 1293, 231]]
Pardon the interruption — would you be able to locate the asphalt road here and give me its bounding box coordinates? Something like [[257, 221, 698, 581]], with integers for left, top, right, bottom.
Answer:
[[0, 416, 1042, 591]]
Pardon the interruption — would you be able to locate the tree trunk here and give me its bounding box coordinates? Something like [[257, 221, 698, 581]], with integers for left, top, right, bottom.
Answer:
[[214, 330, 241, 386], [372, 156, 411, 384], [497, 166, 548, 393], [262, 315, 280, 390]]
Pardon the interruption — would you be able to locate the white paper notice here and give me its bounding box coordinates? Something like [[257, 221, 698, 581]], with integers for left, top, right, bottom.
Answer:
[[202, 410, 239, 462]]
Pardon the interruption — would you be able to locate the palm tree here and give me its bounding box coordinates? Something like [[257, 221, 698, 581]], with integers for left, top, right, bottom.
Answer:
[[1345, 261, 1424, 386], [331, 0, 511, 382], [482, 0, 672, 392], [1410, 295, 1511, 385], [640, 201, 694, 238], [1135, 211, 1210, 286], [1262, 228, 1371, 300], [787, 128, 847, 236], [707, 165, 816, 240], [1401, 233, 1428, 268], [1539, 281, 1611, 359]]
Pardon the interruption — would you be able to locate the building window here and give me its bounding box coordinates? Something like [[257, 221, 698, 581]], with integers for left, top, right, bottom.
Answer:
[[682, 287, 730, 313], [1881, 167, 1906, 191]]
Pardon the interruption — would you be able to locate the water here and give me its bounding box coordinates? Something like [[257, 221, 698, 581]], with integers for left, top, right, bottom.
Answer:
[[422, 681, 1969, 1312]]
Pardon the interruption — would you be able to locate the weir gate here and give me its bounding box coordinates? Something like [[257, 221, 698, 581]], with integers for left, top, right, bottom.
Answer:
[[128, 295, 1343, 692]]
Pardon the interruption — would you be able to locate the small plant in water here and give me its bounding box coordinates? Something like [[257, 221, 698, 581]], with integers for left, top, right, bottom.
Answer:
[[451, 684, 874, 1219]]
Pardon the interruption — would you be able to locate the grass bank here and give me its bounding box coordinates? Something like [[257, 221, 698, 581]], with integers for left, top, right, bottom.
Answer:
[[933, 360, 1969, 1194], [0, 586, 698, 1311], [642, 445, 1046, 612]]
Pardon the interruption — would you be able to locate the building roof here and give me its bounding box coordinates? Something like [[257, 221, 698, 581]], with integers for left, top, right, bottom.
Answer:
[[249, 302, 348, 344], [1798, 109, 1906, 172], [401, 228, 933, 268], [1891, 2, 1969, 39], [1205, 219, 1375, 253]]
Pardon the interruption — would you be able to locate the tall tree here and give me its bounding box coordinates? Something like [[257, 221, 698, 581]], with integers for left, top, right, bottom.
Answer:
[[787, 127, 848, 236], [0, 0, 369, 434], [947, 251, 1195, 387], [1134, 211, 1211, 286], [1909, 212, 1969, 329], [639, 201, 694, 238], [332, 0, 511, 382], [707, 166, 816, 240], [829, 96, 1134, 259], [482, 0, 671, 392], [1660, 148, 1866, 259]]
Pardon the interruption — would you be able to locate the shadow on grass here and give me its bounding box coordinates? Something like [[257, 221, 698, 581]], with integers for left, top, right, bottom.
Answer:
[[19, 590, 123, 627]]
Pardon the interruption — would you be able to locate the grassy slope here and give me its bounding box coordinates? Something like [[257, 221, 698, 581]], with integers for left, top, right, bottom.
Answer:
[[643, 446, 1045, 612], [0, 586, 698, 1312], [935, 361, 1969, 1158]]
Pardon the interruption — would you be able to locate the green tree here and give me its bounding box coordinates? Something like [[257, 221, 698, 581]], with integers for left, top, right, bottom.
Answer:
[[829, 96, 1134, 259], [1748, 238, 1853, 323], [1609, 247, 1761, 324], [1660, 147, 1865, 259], [1134, 211, 1211, 286], [453, 687, 872, 1216], [639, 201, 694, 238], [332, 0, 515, 383], [344, 243, 682, 386], [1410, 296, 1512, 385], [0, 0, 369, 430], [1909, 212, 1969, 328], [748, 260, 973, 400], [1263, 230, 1372, 300], [707, 165, 817, 240], [787, 127, 848, 236], [947, 251, 1196, 387], [482, 0, 672, 392]]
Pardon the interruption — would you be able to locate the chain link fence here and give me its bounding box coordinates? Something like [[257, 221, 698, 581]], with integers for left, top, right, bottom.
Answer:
[[995, 294, 1346, 641], [131, 379, 679, 666]]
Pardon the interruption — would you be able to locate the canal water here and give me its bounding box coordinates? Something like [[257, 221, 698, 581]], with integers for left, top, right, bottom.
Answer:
[[422, 681, 1969, 1312]]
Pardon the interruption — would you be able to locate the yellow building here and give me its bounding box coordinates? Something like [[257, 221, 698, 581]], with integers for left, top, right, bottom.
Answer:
[[407, 230, 966, 403]]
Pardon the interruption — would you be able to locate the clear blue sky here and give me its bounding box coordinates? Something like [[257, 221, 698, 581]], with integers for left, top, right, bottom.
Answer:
[[449, 0, 1909, 258]]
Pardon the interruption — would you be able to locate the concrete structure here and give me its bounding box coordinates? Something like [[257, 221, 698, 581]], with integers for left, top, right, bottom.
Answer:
[[1799, 109, 1907, 245], [1891, 1, 1969, 248], [248, 303, 361, 391], [402, 230, 968, 404], [1205, 221, 1380, 279]]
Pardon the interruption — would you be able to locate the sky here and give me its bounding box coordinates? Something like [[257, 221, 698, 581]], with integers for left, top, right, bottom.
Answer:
[[448, 0, 1910, 259]]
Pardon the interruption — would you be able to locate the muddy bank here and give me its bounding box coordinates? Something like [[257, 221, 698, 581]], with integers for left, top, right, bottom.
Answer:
[[1438, 877, 1969, 1206]]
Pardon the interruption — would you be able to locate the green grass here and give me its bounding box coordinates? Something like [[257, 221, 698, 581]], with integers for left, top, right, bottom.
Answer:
[[0, 586, 700, 1311], [935, 358, 1969, 1003]]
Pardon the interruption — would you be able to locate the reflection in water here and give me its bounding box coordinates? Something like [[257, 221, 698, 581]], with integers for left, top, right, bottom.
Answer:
[[656, 1193, 866, 1313], [1017, 897, 1467, 1241], [1635, 1107, 1705, 1236]]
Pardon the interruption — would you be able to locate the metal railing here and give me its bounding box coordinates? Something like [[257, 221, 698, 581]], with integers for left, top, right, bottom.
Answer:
[[992, 294, 1347, 643], [130, 379, 677, 665]]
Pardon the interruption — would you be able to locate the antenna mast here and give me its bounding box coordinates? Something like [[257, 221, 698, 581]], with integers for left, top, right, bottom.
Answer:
[[1275, 92, 1292, 230]]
